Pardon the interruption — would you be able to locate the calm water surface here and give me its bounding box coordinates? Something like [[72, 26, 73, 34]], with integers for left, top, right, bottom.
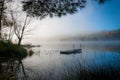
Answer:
[[21, 41, 120, 80]]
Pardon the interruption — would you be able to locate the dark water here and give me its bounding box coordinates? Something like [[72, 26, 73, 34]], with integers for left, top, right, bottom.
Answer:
[[22, 41, 120, 80]]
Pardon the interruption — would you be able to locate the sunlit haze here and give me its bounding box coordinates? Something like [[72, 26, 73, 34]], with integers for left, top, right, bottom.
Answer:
[[23, 0, 120, 43]]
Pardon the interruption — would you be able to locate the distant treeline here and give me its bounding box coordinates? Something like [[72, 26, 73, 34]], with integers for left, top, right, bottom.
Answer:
[[61, 29, 120, 41]]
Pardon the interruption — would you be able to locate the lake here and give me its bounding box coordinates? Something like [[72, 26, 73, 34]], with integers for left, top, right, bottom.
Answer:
[[21, 41, 120, 80]]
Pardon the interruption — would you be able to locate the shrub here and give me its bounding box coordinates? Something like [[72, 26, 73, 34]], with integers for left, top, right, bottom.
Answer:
[[0, 40, 27, 60], [28, 50, 34, 57]]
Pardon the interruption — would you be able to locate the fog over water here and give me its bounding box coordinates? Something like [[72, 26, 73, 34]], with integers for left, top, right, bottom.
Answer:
[[20, 41, 120, 80]]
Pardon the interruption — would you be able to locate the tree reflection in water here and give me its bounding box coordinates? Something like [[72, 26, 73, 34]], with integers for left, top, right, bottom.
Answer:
[[0, 58, 27, 80]]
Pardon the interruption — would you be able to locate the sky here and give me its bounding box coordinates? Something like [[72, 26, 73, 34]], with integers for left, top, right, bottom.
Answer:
[[22, 0, 120, 43]]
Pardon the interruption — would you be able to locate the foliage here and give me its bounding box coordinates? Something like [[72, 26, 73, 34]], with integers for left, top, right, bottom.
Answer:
[[0, 74, 16, 80], [22, 0, 86, 19], [22, 0, 107, 19], [28, 49, 34, 57], [0, 40, 27, 59]]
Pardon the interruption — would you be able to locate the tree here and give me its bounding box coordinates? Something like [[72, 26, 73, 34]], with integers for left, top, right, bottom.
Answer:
[[22, 0, 106, 19], [1, 10, 14, 41], [0, 0, 107, 39], [0, 0, 12, 39], [0, 0, 31, 46], [10, 10, 31, 46], [0, 0, 5, 39]]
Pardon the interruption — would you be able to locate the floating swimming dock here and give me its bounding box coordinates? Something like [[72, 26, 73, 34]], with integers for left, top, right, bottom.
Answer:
[[60, 44, 82, 54], [60, 49, 82, 54]]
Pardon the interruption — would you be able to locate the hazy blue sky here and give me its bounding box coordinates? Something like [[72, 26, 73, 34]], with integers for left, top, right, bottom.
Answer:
[[25, 0, 120, 41]]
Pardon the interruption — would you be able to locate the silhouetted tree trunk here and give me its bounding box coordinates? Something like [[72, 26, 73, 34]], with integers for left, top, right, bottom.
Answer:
[[0, 19, 1, 39], [18, 38, 22, 46]]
